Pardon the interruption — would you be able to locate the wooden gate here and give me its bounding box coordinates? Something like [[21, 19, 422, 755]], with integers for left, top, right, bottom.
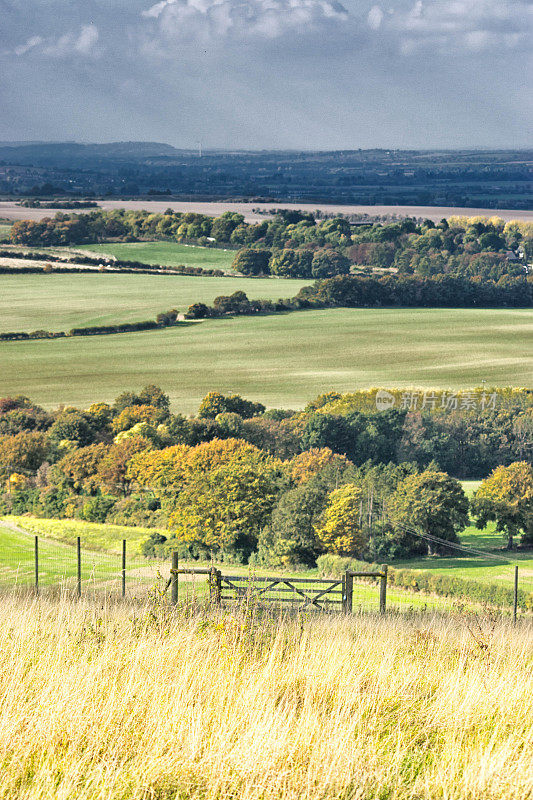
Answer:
[[168, 554, 388, 613]]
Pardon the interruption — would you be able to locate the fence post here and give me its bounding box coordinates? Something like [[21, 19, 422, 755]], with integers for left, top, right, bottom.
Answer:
[[343, 571, 353, 614], [121, 539, 126, 598], [513, 565, 518, 624], [77, 536, 81, 598], [379, 564, 388, 614], [209, 567, 222, 606], [34, 535, 39, 594], [170, 551, 179, 605]]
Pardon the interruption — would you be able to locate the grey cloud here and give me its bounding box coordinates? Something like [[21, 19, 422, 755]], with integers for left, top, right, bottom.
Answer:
[[371, 0, 533, 54]]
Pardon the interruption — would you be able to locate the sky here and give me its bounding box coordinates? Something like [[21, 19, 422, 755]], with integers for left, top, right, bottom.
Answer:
[[0, 0, 531, 150]]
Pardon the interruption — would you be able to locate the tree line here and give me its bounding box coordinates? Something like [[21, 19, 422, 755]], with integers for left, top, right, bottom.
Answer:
[[10, 209, 532, 283], [0, 387, 531, 567]]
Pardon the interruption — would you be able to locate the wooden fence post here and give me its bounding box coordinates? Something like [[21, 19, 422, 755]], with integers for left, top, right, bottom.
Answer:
[[343, 571, 353, 614], [209, 567, 222, 605], [379, 564, 388, 614], [513, 565, 518, 624], [77, 536, 81, 598], [121, 539, 126, 598], [34, 535, 39, 594], [170, 551, 179, 605]]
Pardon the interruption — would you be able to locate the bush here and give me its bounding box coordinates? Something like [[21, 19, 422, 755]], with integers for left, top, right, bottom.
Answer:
[[316, 554, 533, 610]]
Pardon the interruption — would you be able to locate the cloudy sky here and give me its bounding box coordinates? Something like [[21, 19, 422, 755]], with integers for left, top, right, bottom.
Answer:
[[0, 0, 531, 149]]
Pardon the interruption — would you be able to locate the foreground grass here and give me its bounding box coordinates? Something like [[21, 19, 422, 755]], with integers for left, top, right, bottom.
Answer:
[[0, 272, 309, 332], [0, 595, 531, 799], [77, 241, 238, 271], [0, 307, 531, 413]]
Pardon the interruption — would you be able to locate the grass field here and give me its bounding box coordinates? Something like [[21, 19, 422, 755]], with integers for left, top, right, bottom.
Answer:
[[0, 595, 530, 799], [4, 514, 532, 608], [3, 516, 159, 556], [0, 307, 530, 413], [0, 521, 131, 589], [0, 223, 12, 242], [77, 241, 238, 271], [0, 272, 309, 332]]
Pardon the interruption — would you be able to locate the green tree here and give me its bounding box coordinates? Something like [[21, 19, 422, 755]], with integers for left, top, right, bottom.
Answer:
[[311, 249, 351, 278], [471, 462, 533, 548], [390, 470, 469, 555], [259, 481, 326, 566], [232, 248, 271, 276], [198, 392, 265, 419]]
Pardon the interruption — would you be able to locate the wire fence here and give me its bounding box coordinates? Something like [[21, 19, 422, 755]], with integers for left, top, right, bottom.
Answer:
[[0, 528, 531, 618], [0, 534, 167, 599]]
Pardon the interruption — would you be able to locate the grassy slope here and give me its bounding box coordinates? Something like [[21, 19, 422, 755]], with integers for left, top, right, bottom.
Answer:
[[1, 600, 531, 800], [0, 272, 309, 332], [0, 307, 530, 413], [0, 521, 122, 587], [3, 516, 158, 556], [77, 241, 237, 270]]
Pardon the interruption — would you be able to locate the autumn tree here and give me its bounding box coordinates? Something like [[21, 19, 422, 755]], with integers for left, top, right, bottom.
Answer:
[[0, 431, 50, 478], [471, 462, 533, 548], [314, 483, 366, 556], [290, 447, 351, 485], [53, 443, 108, 492], [197, 392, 265, 420]]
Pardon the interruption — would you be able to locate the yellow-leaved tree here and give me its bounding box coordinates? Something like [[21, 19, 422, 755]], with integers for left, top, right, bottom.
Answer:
[[315, 483, 366, 556]]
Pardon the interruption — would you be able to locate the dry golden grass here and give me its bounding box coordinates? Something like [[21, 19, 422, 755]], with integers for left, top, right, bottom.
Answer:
[[0, 594, 531, 800]]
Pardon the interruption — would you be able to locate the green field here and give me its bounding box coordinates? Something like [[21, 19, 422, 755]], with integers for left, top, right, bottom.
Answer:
[[392, 523, 533, 591], [0, 307, 530, 413], [0, 517, 477, 611], [0, 520, 132, 589], [0, 272, 309, 332], [77, 241, 237, 271], [0, 224, 12, 242], [2, 515, 529, 610], [4, 516, 159, 556]]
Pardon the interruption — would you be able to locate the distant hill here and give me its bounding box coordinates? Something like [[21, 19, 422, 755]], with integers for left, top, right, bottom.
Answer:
[[0, 143, 531, 209]]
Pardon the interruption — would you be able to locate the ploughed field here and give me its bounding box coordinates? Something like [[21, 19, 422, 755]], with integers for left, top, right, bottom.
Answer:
[[0, 307, 530, 413]]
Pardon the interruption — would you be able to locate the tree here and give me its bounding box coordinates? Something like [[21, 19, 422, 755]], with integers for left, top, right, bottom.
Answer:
[[166, 441, 285, 557], [112, 404, 167, 434], [48, 411, 95, 447], [269, 249, 313, 278], [471, 462, 533, 548], [197, 392, 265, 419], [314, 483, 366, 556], [97, 436, 153, 494], [258, 482, 327, 566], [232, 248, 271, 276], [390, 470, 469, 555], [0, 431, 50, 478], [290, 447, 351, 485], [53, 443, 108, 492], [311, 249, 351, 278]]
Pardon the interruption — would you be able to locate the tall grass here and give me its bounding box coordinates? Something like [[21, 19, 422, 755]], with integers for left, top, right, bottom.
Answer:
[[0, 595, 531, 799]]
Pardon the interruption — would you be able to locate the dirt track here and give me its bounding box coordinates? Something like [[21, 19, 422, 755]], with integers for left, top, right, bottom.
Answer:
[[1, 199, 532, 224]]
